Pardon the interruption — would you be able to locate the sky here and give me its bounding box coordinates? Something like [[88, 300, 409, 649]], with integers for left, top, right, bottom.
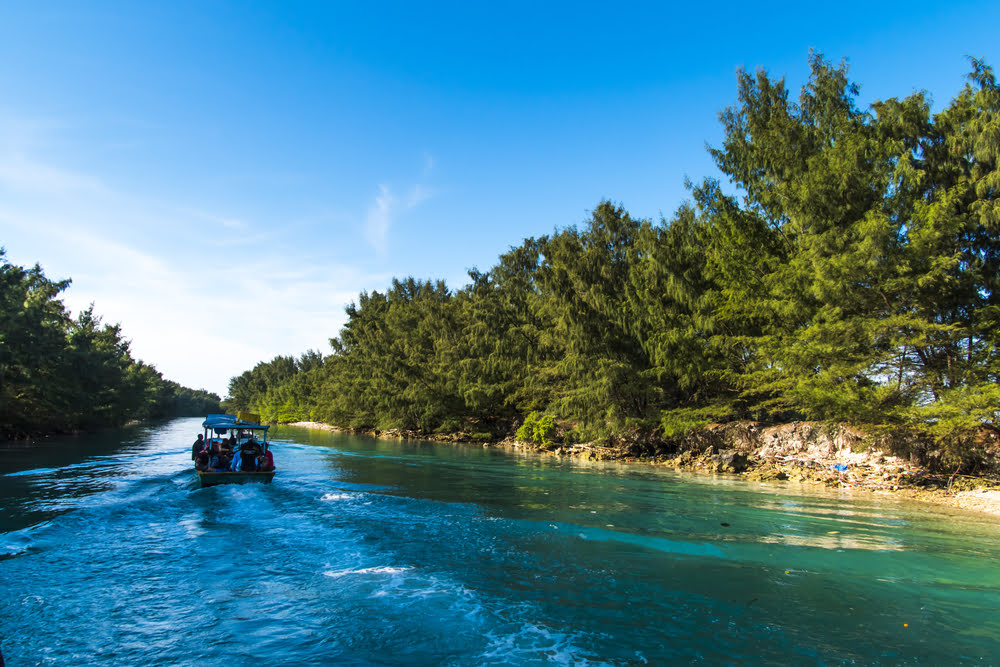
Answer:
[[1, 1, 999, 397]]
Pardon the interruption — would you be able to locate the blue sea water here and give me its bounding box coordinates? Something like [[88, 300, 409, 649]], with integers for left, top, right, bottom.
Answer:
[[1, 418, 999, 665]]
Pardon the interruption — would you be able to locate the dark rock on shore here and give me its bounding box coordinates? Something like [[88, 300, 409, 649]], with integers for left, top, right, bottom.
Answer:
[[714, 450, 748, 473]]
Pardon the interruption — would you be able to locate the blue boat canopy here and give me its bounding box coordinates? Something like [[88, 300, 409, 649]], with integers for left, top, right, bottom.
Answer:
[[202, 413, 270, 432]]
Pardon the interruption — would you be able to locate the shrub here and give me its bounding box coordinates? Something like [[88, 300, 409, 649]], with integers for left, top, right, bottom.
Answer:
[[516, 411, 556, 446]]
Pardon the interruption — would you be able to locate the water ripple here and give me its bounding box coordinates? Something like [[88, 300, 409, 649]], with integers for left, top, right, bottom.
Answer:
[[1, 419, 999, 664]]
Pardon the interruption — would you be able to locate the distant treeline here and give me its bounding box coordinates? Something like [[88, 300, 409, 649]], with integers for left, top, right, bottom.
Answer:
[[226, 55, 1000, 461], [0, 250, 221, 438]]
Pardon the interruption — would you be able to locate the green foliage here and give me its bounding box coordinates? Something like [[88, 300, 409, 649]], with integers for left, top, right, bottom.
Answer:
[[515, 411, 556, 446], [223, 55, 1000, 466], [0, 249, 220, 437], [701, 54, 1000, 446]]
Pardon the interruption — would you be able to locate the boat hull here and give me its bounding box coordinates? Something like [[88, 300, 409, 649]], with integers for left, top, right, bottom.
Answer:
[[197, 470, 275, 487]]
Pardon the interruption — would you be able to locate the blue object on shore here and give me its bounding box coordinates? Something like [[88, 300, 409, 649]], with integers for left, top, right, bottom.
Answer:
[[831, 464, 848, 472]]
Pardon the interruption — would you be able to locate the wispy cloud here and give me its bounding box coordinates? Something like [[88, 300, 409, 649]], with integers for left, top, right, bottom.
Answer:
[[0, 153, 388, 396], [0, 153, 110, 196], [185, 208, 249, 231], [362, 155, 437, 253], [406, 184, 434, 208], [364, 184, 395, 254], [0, 112, 109, 196], [0, 112, 425, 395], [50, 226, 383, 396], [0, 112, 69, 150]]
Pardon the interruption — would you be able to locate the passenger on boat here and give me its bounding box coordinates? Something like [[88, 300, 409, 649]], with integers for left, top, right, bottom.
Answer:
[[230, 448, 243, 472], [238, 441, 260, 471], [240, 449, 257, 471], [209, 443, 230, 472], [191, 434, 205, 460], [194, 450, 210, 471], [257, 448, 275, 472]]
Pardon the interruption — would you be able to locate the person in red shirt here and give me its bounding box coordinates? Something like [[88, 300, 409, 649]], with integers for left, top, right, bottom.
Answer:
[[258, 447, 275, 472]]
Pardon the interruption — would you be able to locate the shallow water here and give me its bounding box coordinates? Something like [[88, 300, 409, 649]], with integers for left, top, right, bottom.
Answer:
[[2, 418, 999, 665]]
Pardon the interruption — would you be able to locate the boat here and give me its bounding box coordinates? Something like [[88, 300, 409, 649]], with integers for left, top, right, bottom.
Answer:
[[194, 412, 276, 487]]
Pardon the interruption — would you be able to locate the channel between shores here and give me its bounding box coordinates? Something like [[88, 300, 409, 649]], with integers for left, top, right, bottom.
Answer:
[[284, 420, 1000, 516]]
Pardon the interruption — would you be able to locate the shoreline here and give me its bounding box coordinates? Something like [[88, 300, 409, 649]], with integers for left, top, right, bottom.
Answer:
[[283, 420, 1000, 516]]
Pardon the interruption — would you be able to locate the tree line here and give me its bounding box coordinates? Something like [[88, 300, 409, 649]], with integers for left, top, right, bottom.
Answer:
[[226, 55, 1000, 461], [0, 249, 221, 438]]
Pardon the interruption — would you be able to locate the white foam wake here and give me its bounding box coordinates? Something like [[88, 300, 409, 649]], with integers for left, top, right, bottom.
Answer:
[[323, 565, 411, 578]]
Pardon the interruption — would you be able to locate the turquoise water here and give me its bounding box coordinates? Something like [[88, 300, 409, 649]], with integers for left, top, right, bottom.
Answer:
[[2, 418, 999, 665]]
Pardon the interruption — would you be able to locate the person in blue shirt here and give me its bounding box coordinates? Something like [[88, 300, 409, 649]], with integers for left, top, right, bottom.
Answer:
[[208, 443, 229, 471]]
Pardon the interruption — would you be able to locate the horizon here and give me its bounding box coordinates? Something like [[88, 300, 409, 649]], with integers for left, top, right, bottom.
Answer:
[[2, 1, 999, 396]]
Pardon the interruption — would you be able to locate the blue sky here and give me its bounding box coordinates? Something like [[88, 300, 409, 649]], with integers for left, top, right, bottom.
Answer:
[[2, 1, 998, 397]]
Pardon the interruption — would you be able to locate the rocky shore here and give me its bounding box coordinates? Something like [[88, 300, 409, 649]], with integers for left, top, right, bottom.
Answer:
[[285, 420, 1000, 516]]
